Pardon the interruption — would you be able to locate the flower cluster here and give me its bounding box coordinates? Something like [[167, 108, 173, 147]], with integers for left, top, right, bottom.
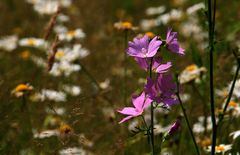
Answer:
[[118, 28, 185, 125]]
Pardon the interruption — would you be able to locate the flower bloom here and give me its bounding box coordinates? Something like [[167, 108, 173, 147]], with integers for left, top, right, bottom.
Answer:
[[145, 74, 177, 106], [206, 144, 232, 154], [135, 57, 172, 73], [166, 28, 185, 55], [11, 83, 33, 97], [58, 29, 85, 41], [127, 35, 162, 58], [117, 92, 152, 123], [168, 118, 181, 135], [19, 38, 47, 48], [179, 64, 206, 84], [59, 124, 73, 138], [114, 21, 137, 31]]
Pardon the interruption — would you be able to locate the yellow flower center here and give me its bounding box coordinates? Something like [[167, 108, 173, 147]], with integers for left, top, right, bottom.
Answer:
[[122, 22, 132, 29], [145, 32, 155, 39], [216, 146, 225, 152], [186, 64, 197, 72], [59, 124, 72, 135], [67, 30, 76, 37], [229, 101, 237, 108], [20, 50, 30, 60], [27, 39, 35, 46], [200, 138, 211, 147], [55, 51, 65, 58], [15, 84, 31, 92]]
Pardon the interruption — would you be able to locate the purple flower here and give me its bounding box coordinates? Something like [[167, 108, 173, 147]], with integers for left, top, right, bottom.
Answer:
[[127, 35, 162, 58], [168, 119, 181, 135], [117, 92, 152, 124], [166, 28, 185, 55], [145, 74, 177, 106], [135, 57, 172, 73]]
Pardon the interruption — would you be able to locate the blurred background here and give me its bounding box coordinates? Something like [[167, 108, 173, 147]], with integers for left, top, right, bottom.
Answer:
[[0, 0, 240, 154]]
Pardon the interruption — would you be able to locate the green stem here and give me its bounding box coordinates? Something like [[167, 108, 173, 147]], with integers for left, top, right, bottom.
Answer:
[[149, 58, 155, 154], [218, 59, 240, 126], [141, 115, 153, 152], [78, 60, 100, 92], [176, 76, 200, 155], [207, 0, 217, 154]]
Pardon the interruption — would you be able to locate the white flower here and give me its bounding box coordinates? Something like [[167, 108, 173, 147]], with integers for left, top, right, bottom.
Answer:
[[193, 116, 212, 134], [54, 25, 68, 34], [33, 1, 59, 15], [62, 85, 81, 96], [55, 44, 89, 62], [57, 13, 70, 23], [99, 79, 110, 89], [50, 61, 81, 76], [230, 79, 240, 98], [0, 35, 18, 51], [140, 19, 158, 31], [146, 6, 166, 16], [32, 89, 66, 102], [58, 0, 72, 8], [206, 144, 232, 154], [179, 64, 207, 84], [30, 55, 47, 68], [230, 130, 240, 140], [128, 120, 139, 131], [59, 29, 85, 41], [45, 107, 66, 115], [59, 147, 86, 155], [33, 130, 58, 139], [19, 38, 47, 48], [186, 3, 205, 15]]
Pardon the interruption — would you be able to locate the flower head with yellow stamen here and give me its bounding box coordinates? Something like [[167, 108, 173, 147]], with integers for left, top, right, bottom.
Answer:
[[206, 144, 232, 153], [179, 64, 207, 84], [12, 84, 33, 97], [20, 50, 31, 60], [145, 32, 155, 39], [59, 124, 73, 138], [114, 21, 138, 31]]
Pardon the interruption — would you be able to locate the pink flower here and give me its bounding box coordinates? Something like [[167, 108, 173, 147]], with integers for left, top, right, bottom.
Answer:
[[117, 92, 152, 123], [134, 57, 172, 73], [166, 28, 185, 55], [127, 35, 162, 58]]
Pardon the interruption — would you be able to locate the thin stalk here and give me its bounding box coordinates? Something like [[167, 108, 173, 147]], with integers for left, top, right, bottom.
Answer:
[[21, 95, 33, 144], [218, 62, 240, 125], [141, 115, 153, 152], [123, 30, 128, 105], [176, 77, 200, 155], [207, 0, 217, 154], [78, 61, 100, 92], [149, 58, 155, 154]]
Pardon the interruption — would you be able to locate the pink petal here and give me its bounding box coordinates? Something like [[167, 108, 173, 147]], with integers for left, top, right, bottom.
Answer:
[[156, 62, 172, 73], [132, 92, 145, 110], [147, 37, 162, 57], [119, 115, 134, 124], [117, 107, 138, 116], [143, 96, 152, 109]]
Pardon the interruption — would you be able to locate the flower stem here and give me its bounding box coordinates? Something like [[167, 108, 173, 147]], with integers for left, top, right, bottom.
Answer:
[[149, 58, 155, 154], [78, 60, 100, 92], [218, 52, 240, 127], [141, 115, 153, 152], [207, 0, 217, 154], [176, 76, 200, 155]]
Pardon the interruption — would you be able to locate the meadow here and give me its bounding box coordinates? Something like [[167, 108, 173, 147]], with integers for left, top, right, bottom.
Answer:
[[0, 0, 240, 154]]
